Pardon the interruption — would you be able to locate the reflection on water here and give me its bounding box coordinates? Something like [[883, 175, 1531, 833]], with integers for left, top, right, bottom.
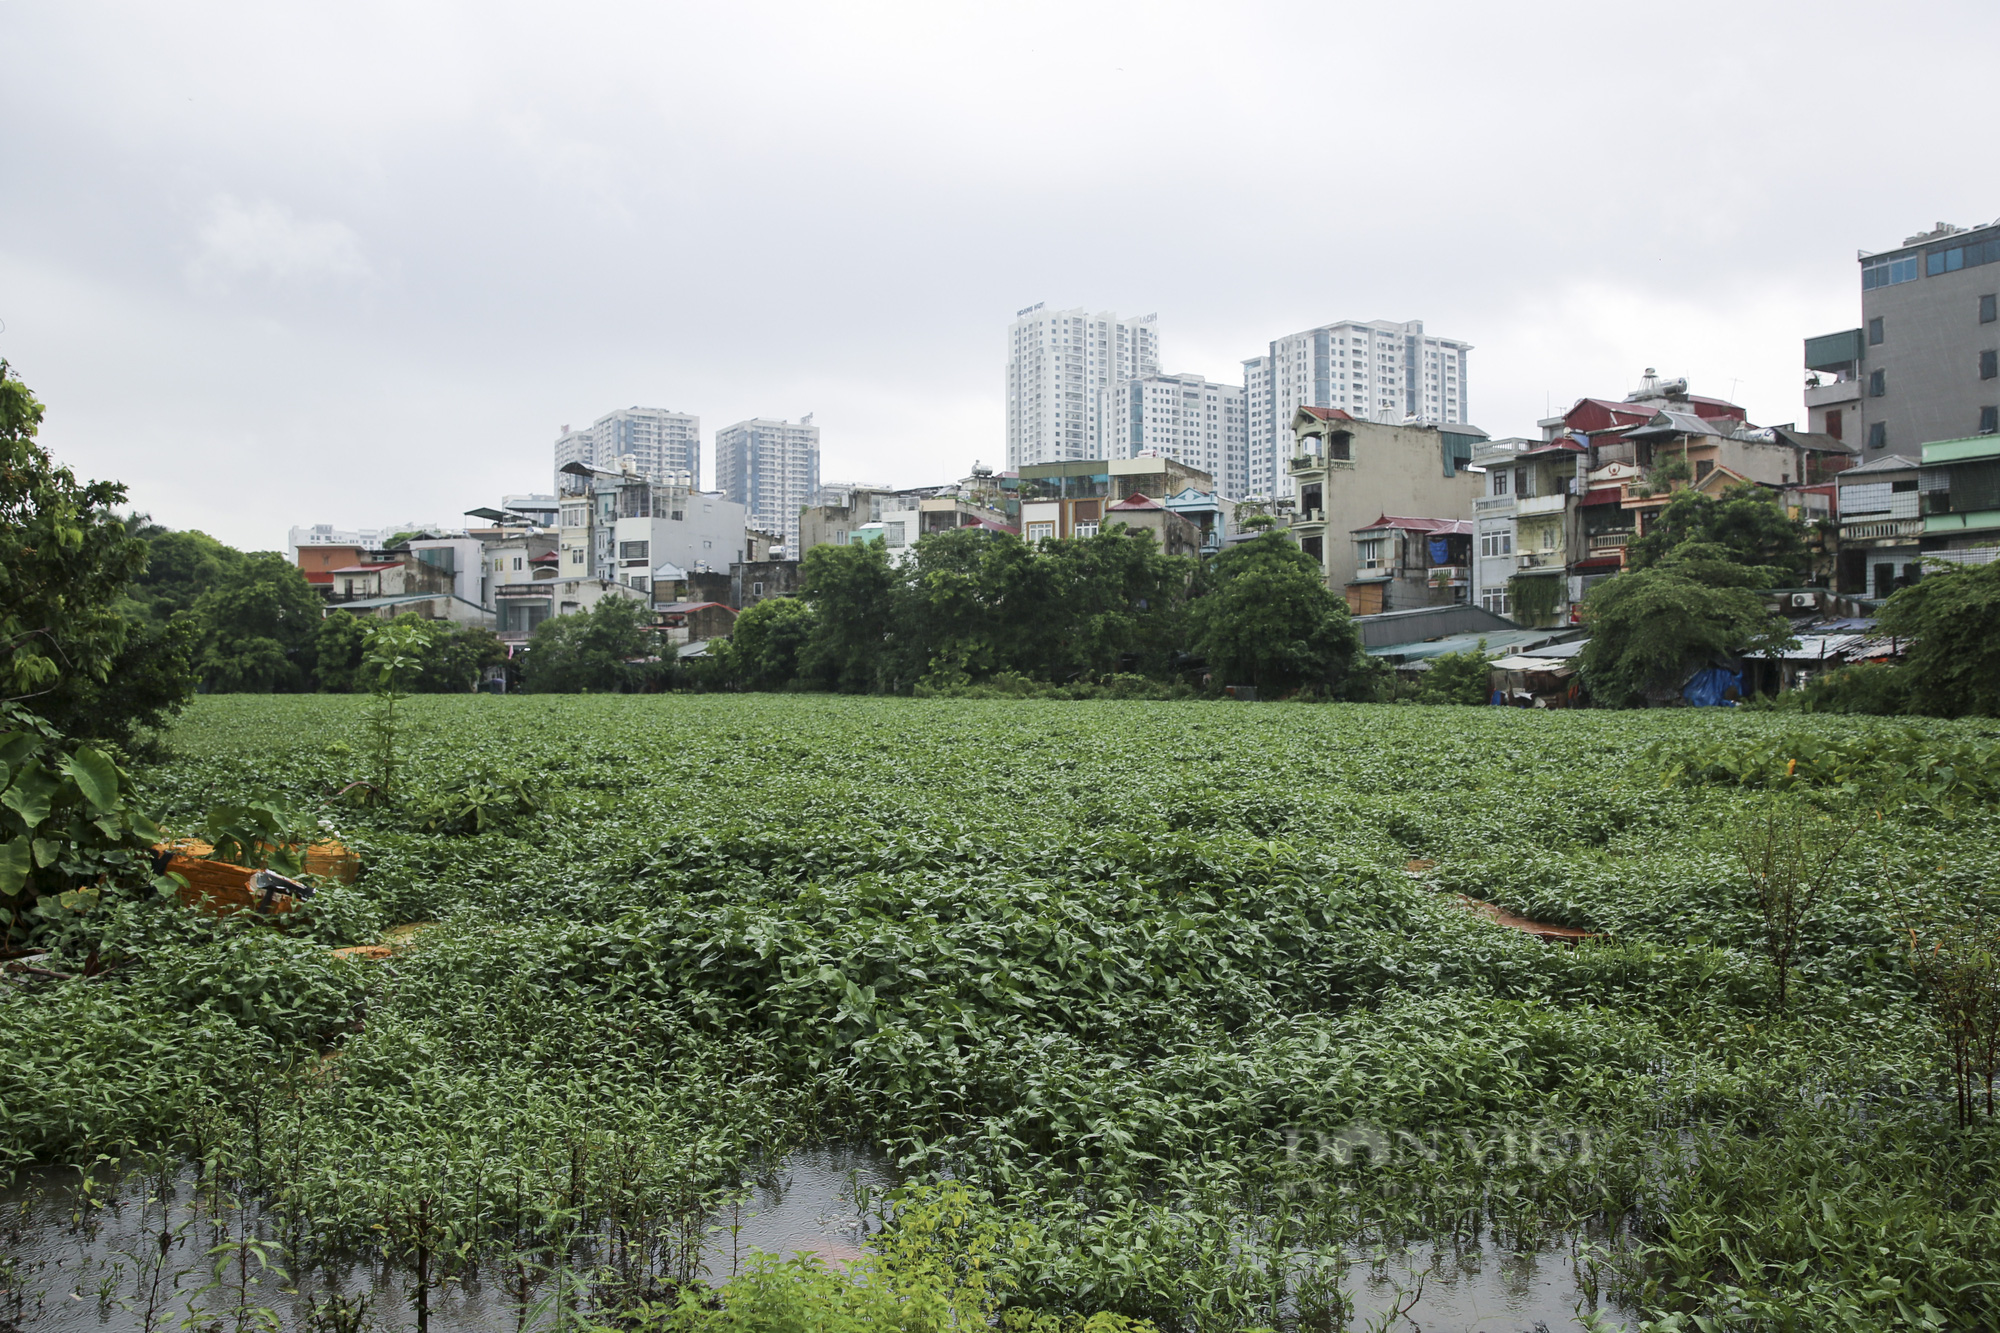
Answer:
[[0, 1146, 897, 1333], [1, 1148, 1623, 1331]]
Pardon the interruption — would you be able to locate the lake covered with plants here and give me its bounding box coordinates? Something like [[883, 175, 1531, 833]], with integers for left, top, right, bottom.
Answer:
[[5, 696, 1999, 1332]]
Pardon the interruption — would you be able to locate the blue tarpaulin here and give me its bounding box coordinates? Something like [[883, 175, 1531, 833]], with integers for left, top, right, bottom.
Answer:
[[1683, 667, 1743, 707], [1428, 538, 1450, 565]]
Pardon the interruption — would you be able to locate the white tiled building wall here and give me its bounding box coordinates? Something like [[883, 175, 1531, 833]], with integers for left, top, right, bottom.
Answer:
[[552, 407, 701, 493], [1099, 373, 1247, 497], [1006, 305, 1160, 468], [714, 417, 822, 558], [1242, 319, 1471, 499]]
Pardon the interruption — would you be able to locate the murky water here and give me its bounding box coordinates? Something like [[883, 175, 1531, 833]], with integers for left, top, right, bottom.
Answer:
[[1, 1148, 1623, 1331]]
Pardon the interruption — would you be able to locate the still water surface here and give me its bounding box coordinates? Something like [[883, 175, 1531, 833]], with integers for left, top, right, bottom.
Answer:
[[2, 1146, 1622, 1332]]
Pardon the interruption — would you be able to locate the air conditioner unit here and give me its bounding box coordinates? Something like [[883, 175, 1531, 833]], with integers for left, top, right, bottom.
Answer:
[[1791, 593, 1815, 608]]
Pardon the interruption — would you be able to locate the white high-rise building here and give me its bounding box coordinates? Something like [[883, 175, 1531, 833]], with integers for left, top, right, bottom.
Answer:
[[1005, 305, 1159, 468], [714, 415, 821, 557], [1098, 373, 1248, 497], [1242, 319, 1471, 498], [552, 407, 701, 494]]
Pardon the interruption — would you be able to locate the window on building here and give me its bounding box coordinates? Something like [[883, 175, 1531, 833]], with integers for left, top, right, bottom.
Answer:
[[1868, 317, 1885, 345], [1982, 406, 2000, 436], [1356, 537, 1386, 568], [1982, 295, 1998, 324], [1867, 421, 1887, 450], [1026, 522, 1055, 541], [1869, 369, 1887, 397], [1074, 521, 1100, 539], [1481, 590, 1512, 616], [1824, 409, 1844, 440], [1695, 459, 1715, 480], [885, 521, 906, 547], [1491, 470, 1509, 496], [570, 550, 583, 565], [512, 557, 524, 571], [618, 541, 648, 561], [1982, 350, 1998, 380]]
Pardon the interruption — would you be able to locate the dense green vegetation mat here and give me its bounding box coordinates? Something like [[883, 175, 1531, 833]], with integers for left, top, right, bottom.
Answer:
[[6, 697, 2000, 1331]]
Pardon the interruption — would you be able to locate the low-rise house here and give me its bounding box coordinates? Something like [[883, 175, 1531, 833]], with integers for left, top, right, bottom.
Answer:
[[1834, 454, 1923, 598], [1283, 408, 1486, 593], [325, 593, 495, 628], [1017, 456, 1215, 542], [1346, 515, 1473, 615], [1163, 488, 1233, 555], [492, 576, 648, 646], [1102, 493, 1204, 557], [1919, 433, 2000, 568], [654, 601, 738, 643]]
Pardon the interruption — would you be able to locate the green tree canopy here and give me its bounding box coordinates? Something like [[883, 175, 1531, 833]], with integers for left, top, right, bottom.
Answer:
[[1187, 529, 1369, 696], [1876, 558, 2000, 717], [729, 597, 814, 690], [0, 360, 167, 736], [1578, 565, 1792, 707], [798, 540, 900, 693], [520, 596, 659, 693], [132, 527, 244, 622], [1627, 484, 1808, 578], [190, 552, 325, 692]]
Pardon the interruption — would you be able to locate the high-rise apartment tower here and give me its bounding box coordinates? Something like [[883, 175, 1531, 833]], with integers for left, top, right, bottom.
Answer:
[[714, 416, 821, 557], [1242, 319, 1470, 498], [1006, 305, 1159, 468], [551, 407, 701, 495], [1099, 373, 1248, 497]]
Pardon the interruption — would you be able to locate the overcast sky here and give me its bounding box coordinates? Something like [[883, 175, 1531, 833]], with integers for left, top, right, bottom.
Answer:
[[2, 0, 1994, 551]]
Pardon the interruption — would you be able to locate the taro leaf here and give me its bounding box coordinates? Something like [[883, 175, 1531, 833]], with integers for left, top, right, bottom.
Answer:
[[31, 838, 58, 868], [0, 835, 29, 897], [55, 887, 99, 914], [0, 732, 35, 771], [153, 871, 188, 899], [59, 746, 119, 815], [1, 762, 57, 829]]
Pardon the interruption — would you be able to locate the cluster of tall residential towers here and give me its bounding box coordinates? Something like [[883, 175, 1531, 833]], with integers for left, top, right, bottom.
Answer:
[[1004, 304, 1471, 499], [554, 409, 820, 556]]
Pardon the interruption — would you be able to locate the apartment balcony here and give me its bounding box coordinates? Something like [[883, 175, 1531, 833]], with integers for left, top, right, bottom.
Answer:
[[1588, 531, 1630, 550], [1474, 495, 1516, 513], [1426, 566, 1469, 588], [1291, 507, 1327, 528], [1515, 493, 1569, 517], [1842, 519, 1922, 540], [1515, 550, 1564, 571], [1351, 563, 1391, 581], [1804, 379, 1862, 409], [1289, 454, 1353, 475]]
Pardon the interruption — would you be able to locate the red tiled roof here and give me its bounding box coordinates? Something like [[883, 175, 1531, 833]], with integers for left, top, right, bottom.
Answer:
[[1352, 514, 1473, 535], [330, 563, 398, 574], [1297, 406, 1357, 422], [1580, 487, 1624, 506], [303, 572, 335, 584], [1107, 493, 1164, 510]]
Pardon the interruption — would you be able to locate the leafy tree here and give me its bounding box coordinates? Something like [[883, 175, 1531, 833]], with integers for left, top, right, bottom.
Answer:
[[1407, 644, 1495, 706], [413, 621, 507, 694], [1187, 528, 1369, 696], [1627, 483, 1808, 579], [798, 540, 899, 692], [189, 552, 325, 692], [311, 612, 373, 693], [520, 596, 659, 693], [1579, 560, 1793, 707], [0, 361, 175, 740], [729, 597, 814, 690], [1876, 558, 2000, 717], [313, 613, 504, 693], [130, 526, 244, 622]]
